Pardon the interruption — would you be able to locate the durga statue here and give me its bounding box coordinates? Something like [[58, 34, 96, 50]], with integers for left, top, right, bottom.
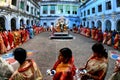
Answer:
[[55, 16, 68, 32]]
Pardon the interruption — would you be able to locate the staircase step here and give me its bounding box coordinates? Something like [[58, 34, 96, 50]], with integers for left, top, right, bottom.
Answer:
[[49, 35, 74, 39], [53, 32, 68, 36]]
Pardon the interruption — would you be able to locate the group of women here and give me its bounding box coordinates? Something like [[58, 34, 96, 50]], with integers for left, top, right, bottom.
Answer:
[[0, 26, 120, 80], [0, 26, 44, 54], [7, 43, 110, 80], [76, 26, 120, 50], [51, 43, 109, 80]]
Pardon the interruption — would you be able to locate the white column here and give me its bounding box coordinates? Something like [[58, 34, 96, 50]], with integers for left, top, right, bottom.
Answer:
[[111, 20, 116, 30], [89, 21, 90, 28], [48, 5, 50, 15], [111, 0, 116, 12], [5, 15, 11, 30], [90, 21, 92, 28], [29, 19, 32, 27], [40, 6, 43, 15], [55, 5, 57, 14], [55, 5, 58, 15], [24, 18, 27, 27], [102, 1, 105, 14], [63, 5, 65, 15], [102, 20, 105, 32], [16, 17, 20, 29], [70, 5, 73, 15]]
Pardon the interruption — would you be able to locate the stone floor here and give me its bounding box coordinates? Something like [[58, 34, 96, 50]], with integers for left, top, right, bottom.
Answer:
[[9, 31, 120, 80]]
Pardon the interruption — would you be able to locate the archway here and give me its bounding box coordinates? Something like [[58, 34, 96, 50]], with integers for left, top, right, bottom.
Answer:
[[91, 21, 95, 28], [11, 18, 16, 30], [20, 19, 24, 26], [0, 17, 5, 30], [117, 20, 120, 32], [31, 20, 33, 26], [105, 20, 111, 31], [26, 20, 30, 27], [87, 21, 89, 27], [97, 20, 102, 28]]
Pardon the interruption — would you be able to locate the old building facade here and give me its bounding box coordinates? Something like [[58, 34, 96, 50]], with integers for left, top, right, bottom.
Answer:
[[0, 0, 40, 30], [80, 0, 120, 32]]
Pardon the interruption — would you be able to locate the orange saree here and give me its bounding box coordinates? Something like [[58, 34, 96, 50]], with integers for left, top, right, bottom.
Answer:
[[9, 59, 43, 80], [53, 63, 73, 80], [52, 57, 76, 80]]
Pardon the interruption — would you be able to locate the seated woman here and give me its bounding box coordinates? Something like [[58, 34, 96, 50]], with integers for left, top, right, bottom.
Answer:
[[9, 48, 43, 80], [51, 47, 76, 80], [108, 58, 120, 80], [113, 32, 119, 49], [79, 43, 108, 80]]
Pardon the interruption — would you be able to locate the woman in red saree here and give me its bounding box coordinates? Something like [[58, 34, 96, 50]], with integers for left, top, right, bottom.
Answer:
[[113, 32, 119, 49], [25, 29, 30, 42], [20, 28, 26, 44], [9, 48, 43, 80], [97, 29, 103, 42], [107, 31, 112, 46], [83, 27, 87, 36], [79, 43, 108, 80], [94, 28, 99, 40], [91, 27, 96, 39], [85, 27, 91, 37], [8, 30, 14, 49], [0, 31, 7, 54], [102, 30, 108, 44], [2, 31, 10, 51], [52, 48, 76, 80]]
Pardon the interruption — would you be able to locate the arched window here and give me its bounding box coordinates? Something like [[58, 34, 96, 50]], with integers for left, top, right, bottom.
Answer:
[[91, 21, 95, 28], [20, 19, 24, 26], [116, 0, 120, 7], [117, 20, 120, 32], [97, 20, 102, 28], [12, 0, 17, 6], [105, 20, 111, 31], [11, 18, 16, 30], [0, 17, 5, 30], [26, 20, 30, 27]]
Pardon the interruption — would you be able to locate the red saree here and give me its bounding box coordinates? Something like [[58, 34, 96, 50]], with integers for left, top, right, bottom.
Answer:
[[2, 31, 10, 51], [0, 32, 7, 54], [91, 28, 95, 39], [102, 32, 107, 44], [8, 31, 14, 49], [114, 34, 119, 49], [86, 28, 91, 37], [107, 32, 112, 46]]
